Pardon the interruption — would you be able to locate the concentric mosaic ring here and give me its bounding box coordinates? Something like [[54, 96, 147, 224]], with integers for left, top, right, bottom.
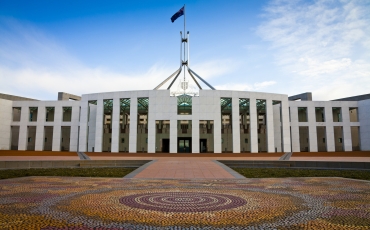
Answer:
[[119, 192, 247, 212]]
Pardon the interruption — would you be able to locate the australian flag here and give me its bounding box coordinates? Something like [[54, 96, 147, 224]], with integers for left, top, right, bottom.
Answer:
[[171, 6, 184, 23]]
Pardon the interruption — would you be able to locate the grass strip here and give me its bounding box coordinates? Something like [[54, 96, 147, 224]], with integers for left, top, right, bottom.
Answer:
[[233, 168, 370, 181], [0, 167, 136, 180]]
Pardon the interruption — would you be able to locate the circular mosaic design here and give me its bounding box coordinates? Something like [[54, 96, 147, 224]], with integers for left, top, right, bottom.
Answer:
[[119, 192, 247, 212]]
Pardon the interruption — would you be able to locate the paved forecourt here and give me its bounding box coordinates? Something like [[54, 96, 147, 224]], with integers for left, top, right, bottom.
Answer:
[[0, 176, 369, 229]]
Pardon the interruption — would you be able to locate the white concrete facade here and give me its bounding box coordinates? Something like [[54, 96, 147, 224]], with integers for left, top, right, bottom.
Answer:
[[0, 90, 368, 153]]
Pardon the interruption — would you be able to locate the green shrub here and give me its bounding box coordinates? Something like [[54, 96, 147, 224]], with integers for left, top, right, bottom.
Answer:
[[233, 168, 370, 181], [0, 167, 136, 179]]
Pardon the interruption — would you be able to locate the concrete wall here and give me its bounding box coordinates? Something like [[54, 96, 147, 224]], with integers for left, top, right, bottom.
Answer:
[[2, 89, 369, 153], [79, 90, 290, 153], [289, 101, 359, 152], [11, 100, 80, 151], [0, 99, 13, 150], [359, 99, 370, 150]]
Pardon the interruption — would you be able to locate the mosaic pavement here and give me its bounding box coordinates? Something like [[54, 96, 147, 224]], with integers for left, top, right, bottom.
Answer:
[[0, 177, 369, 229]]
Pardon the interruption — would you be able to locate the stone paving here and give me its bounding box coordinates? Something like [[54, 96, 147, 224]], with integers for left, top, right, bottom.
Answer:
[[133, 158, 236, 179], [0, 176, 369, 229]]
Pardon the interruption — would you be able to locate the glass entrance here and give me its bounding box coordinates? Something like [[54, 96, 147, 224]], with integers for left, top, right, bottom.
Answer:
[[178, 138, 191, 153]]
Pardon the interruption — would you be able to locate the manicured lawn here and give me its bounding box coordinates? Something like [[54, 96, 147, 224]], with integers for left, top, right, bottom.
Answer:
[[233, 168, 370, 181], [0, 167, 136, 179]]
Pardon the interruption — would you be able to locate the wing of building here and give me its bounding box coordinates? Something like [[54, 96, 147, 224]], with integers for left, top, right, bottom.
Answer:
[[0, 90, 369, 153]]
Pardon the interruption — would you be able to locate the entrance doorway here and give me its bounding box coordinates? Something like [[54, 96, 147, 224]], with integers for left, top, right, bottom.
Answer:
[[162, 139, 169, 153], [200, 139, 207, 153], [178, 137, 191, 153]]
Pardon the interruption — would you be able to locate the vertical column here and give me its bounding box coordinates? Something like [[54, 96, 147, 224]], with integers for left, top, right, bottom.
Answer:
[[308, 105, 318, 152], [35, 105, 45, 151], [18, 106, 29, 150], [69, 105, 80, 151], [232, 97, 240, 153], [281, 99, 292, 152], [52, 106, 62, 151], [148, 108, 156, 153], [266, 99, 275, 153], [192, 119, 200, 153], [170, 119, 177, 153], [78, 101, 89, 152], [0, 99, 12, 150], [192, 97, 199, 153], [341, 105, 352, 151], [325, 105, 335, 152], [94, 99, 104, 152], [213, 101, 222, 153], [273, 105, 282, 152], [290, 106, 300, 152], [249, 98, 258, 153], [111, 98, 120, 153], [129, 97, 137, 153]]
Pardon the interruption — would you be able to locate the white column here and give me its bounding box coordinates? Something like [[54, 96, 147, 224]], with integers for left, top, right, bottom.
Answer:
[[35, 106, 45, 151], [0, 99, 13, 150], [249, 98, 258, 153], [290, 106, 300, 152], [78, 101, 89, 152], [18, 106, 29, 150], [192, 119, 200, 153], [87, 105, 97, 152], [266, 99, 275, 153], [111, 98, 120, 152], [281, 99, 292, 152], [308, 105, 318, 152], [148, 116, 156, 153], [325, 105, 335, 152], [94, 99, 104, 152], [69, 105, 80, 152], [273, 104, 282, 152], [129, 97, 137, 153], [170, 119, 177, 153], [52, 106, 62, 151], [341, 105, 352, 151], [232, 97, 240, 153], [213, 101, 222, 153]]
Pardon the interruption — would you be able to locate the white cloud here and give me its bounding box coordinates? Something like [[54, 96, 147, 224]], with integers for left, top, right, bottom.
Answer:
[[257, 0, 370, 100], [215, 81, 276, 92], [0, 19, 178, 100], [0, 18, 243, 99], [191, 59, 240, 80]]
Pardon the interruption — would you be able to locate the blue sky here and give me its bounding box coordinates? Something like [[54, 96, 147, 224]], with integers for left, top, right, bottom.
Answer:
[[0, 0, 369, 100]]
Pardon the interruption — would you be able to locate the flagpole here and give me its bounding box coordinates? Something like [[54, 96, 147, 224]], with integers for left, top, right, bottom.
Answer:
[[184, 4, 186, 38], [183, 4, 186, 82]]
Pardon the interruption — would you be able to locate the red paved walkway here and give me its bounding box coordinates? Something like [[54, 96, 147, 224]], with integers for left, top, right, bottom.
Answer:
[[133, 158, 235, 179]]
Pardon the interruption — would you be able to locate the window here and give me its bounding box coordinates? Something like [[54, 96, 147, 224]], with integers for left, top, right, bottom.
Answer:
[[339, 138, 342, 143], [29, 107, 38, 122], [349, 107, 359, 122], [315, 107, 325, 122], [323, 138, 325, 143], [62, 107, 72, 122], [177, 94, 192, 115], [28, 137, 31, 142], [298, 107, 308, 122], [46, 107, 55, 122], [12, 107, 21, 121], [245, 139, 248, 143], [332, 107, 342, 122], [121, 138, 125, 143]]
